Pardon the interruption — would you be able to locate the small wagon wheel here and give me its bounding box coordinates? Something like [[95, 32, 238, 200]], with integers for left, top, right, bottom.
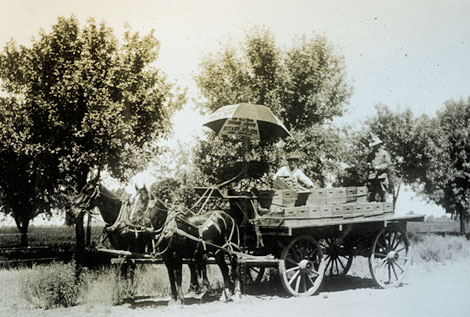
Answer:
[[319, 238, 353, 276], [243, 248, 267, 286], [279, 235, 325, 296], [245, 266, 265, 285], [369, 225, 410, 288]]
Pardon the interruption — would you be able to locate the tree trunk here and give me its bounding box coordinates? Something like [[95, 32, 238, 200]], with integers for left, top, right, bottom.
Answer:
[[75, 212, 86, 264], [459, 209, 466, 235], [14, 215, 30, 247]]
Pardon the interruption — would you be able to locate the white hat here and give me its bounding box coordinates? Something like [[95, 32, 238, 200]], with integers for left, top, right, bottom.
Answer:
[[369, 136, 383, 147]]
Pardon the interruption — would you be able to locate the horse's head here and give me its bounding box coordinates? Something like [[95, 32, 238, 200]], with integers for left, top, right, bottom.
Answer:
[[129, 184, 169, 230], [71, 175, 101, 217], [129, 184, 150, 222]]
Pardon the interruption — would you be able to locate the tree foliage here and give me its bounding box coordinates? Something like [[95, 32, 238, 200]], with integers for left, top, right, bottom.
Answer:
[[193, 27, 351, 188], [0, 16, 183, 244], [421, 99, 470, 232]]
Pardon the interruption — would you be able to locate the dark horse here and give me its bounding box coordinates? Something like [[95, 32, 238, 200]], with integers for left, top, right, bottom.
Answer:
[[134, 185, 242, 304], [72, 177, 206, 297]]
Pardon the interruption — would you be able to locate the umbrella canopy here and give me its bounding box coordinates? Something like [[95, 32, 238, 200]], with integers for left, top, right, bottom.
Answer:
[[203, 103, 290, 141]]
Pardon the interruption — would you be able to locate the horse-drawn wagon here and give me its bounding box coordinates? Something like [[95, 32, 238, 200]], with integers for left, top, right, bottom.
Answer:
[[192, 182, 424, 297]]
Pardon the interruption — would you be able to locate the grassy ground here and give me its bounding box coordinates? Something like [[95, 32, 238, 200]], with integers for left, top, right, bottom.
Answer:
[[0, 218, 469, 311]]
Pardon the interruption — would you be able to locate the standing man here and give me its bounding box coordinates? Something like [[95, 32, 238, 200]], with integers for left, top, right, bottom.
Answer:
[[367, 136, 391, 202], [273, 152, 315, 190]]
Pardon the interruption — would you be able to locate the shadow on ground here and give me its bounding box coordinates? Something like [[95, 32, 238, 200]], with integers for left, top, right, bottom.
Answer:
[[117, 275, 378, 309], [116, 292, 223, 309]]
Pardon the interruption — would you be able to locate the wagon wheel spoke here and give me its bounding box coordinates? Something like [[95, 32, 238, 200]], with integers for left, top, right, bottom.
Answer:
[[390, 231, 397, 250], [286, 266, 300, 273], [391, 263, 399, 280], [395, 246, 407, 253], [391, 232, 404, 250], [394, 261, 405, 273], [373, 257, 387, 269], [288, 269, 301, 285], [294, 273, 301, 292], [291, 247, 302, 262]]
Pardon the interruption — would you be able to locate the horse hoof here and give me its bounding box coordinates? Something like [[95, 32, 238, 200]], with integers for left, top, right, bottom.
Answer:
[[168, 298, 184, 307], [233, 291, 242, 301], [219, 288, 233, 302]]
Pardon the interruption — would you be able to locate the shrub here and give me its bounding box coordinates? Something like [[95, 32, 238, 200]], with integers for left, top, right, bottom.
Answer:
[[20, 262, 80, 309], [412, 234, 470, 263]]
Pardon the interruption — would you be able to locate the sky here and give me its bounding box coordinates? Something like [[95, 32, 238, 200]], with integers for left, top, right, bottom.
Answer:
[[1, 0, 469, 222]]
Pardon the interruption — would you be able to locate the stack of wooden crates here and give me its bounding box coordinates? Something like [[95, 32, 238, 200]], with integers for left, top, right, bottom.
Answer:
[[257, 186, 394, 224]]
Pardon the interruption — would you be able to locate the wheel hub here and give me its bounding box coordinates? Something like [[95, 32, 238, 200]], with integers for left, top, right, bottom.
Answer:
[[298, 259, 313, 272], [386, 251, 397, 261]]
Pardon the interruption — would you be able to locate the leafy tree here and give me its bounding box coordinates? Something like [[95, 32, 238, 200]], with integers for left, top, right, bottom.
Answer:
[[193, 27, 351, 188], [0, 16, 183, 246], [420, 99, 470, 233]]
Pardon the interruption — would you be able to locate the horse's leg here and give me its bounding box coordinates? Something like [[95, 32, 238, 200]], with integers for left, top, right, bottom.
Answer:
[[199, 258, 213, 295], [163, 254, 178, 303], [230, 255, 241, 300], [194, 254, 213, 296], [127, 260, 136, 299], [215, 253, 233, 302], [174, 256, 185, 305], [187, 261, 200, 295]]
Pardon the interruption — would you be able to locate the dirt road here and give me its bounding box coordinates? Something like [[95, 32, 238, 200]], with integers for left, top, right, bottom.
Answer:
[[6, 260, 470, 317]]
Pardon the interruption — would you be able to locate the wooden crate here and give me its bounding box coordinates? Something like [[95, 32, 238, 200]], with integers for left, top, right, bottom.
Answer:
[[384, 202, 394, 212], [326, 188, 347, 204], [343, 205, 354, 215], [309, 206, 321, 218], [356, 186, 368, 203], [296, 207, 310, 218], [332, 205, 344, 216], [284, 207, 297, 218], [362, 204, 374, 214], [307, 189, 327, 206], [372, 203, 384, 212], [272, 190, 298, 207], [346, 187, 357, 203], [353, 205, 364, 214], [320, 205, 332, 218]]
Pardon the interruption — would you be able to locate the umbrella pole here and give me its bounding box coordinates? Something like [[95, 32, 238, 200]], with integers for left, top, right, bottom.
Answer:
[[242, 136, 249, 180]]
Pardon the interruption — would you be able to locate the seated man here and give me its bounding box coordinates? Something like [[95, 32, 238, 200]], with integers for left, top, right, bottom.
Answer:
[[273, 152, 315, 190]]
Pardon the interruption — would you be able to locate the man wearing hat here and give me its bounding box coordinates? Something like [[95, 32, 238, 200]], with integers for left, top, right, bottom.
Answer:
[[273, 152, 315, 190], [367, 136, 391, 202]]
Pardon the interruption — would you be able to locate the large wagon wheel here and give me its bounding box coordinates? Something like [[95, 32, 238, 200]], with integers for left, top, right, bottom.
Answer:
[[369, 226, 410, 288], [319, 238, 353, 276], [279, 235, 325, 296]]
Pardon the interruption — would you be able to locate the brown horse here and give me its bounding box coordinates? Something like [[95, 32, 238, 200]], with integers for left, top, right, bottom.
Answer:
[[136, 186, 242, 304]]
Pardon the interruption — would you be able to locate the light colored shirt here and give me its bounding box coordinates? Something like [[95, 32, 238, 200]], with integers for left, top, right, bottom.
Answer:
[[367, 148, 391, 180], [273, 166, 314, 188]]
